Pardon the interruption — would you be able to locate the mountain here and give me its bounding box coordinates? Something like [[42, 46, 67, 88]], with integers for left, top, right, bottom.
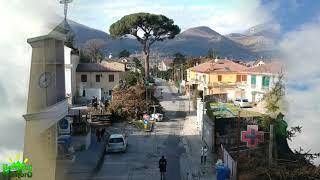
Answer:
[[68, 20, 258, 60], [152, 26, 256, 59], [226, 23, 281, 58]]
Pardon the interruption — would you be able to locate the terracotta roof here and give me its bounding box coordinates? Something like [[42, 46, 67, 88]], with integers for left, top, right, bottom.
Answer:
[[76, 63, 122, 72], [245, 62, 284, 74], [190, 59, 248, 73]]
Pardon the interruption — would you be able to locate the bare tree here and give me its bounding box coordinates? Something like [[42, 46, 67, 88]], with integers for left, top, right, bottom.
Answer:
[[83, 39, 105, 63]]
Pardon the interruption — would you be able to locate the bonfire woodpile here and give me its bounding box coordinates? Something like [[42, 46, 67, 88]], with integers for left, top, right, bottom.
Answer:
[[108, 85, 147, 120]]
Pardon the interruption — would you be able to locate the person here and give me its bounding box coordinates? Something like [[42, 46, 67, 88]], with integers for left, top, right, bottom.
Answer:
[[201, 145, 208, 165], [101, 128, 105, 140], [159, 156, 167, 180], [96, 128, 101, 142]]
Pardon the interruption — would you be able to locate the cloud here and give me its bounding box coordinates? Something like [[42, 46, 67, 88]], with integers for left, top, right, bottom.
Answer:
[[279, 22, 320, 165], [68, 0, 272, 34], [0, 0, 60, 162]]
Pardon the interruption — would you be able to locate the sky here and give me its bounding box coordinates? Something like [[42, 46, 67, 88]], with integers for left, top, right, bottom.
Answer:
[[63, 0, 320, 35], [0, 0, 320, 165]]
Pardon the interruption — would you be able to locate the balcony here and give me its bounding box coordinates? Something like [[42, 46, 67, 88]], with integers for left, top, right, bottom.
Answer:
[[236, 82, 248, 89], [188, 78, 201, 84], [207, 82, 236, 88]]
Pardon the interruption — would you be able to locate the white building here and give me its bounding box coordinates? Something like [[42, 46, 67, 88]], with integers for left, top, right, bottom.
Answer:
[[76, 63, 126, 102], [158, 58, 173, 71], [241, 62, 283, 102], [64, 47, 79, 104]]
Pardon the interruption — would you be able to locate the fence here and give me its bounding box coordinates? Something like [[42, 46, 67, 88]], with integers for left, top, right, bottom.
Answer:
[[221, 144, 237, 180]]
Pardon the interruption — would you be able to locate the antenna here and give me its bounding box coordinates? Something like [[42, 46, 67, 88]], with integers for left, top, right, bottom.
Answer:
[[59, 0, 73, 20]]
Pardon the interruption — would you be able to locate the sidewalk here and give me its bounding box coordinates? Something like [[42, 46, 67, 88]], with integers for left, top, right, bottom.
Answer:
[[62, 131, 105, 180], [180, 98, 216, 180], [165, 80, 216, 179]]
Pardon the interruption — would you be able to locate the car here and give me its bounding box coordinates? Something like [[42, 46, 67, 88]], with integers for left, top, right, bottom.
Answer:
[[151, 113, 164, 122], [105, 134, 128, 153], [233, 98, 251, 108]]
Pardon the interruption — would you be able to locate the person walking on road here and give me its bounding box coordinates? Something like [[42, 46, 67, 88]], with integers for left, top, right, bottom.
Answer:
[[159, 156, 167, 180], [96, 128, 101, 142], [201, 145, 208, 165], [101, 128, 106, 140]]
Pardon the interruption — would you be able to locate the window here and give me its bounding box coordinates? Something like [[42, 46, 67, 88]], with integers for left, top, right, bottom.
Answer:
[[81, 74, 87, 82], [236, 75, 241, 82], [218, 75, 222, 82], [82, 90, 86, 97], [109, 90, 113, 96], [108, 138, 124, 143], [96, 74, 100, 82], [242, 75, 247, 81], [262, 76, 270, 89], [109, 74, 114, 82], [251, 75, 256, 87]]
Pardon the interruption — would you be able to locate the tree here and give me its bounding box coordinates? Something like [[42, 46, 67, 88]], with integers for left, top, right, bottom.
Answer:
[[125, 72, 139, 86], [83, 39, 105, 63], [109, 13, 180, 80], [118, 49, 131, 58]]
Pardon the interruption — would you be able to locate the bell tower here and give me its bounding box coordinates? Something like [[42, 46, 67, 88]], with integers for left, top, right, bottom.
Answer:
[[23, 33, 68, 180]]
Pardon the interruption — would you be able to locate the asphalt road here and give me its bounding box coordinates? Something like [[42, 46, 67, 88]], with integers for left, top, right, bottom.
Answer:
[[88, 79, 186, 180]]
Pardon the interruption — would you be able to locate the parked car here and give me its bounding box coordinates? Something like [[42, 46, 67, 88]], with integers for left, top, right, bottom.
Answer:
[[151, 113, 164, 122], [233, 98, 251, 108], [105, 134, 128, 153]]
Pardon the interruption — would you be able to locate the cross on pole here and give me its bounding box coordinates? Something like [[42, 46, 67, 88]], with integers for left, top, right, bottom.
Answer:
[[241, 125, 264, 148], [59, 0, 73, 20]]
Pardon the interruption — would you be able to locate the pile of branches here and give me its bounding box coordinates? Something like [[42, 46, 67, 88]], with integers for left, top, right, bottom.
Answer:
[[108, 85, 146, 121]]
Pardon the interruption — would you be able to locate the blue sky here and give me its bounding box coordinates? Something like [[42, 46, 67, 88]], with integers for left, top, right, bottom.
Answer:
[[61, 0, 320, 34]]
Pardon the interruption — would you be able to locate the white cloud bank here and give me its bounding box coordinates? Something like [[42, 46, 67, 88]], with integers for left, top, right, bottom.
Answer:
[[0, 0, 60, 163], [280, 23, 320, 165]]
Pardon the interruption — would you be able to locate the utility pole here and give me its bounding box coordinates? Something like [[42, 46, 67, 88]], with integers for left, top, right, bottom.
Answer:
[[269, 124, 274, 167]]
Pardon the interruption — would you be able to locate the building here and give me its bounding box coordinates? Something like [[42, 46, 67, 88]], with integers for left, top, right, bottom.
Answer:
[[76, 63, 126, 102], [64, 48, 80, 105], [241, 62, 283, 102], [23, 33, 69, 180], [186, 58, 248, 100], [119, 57, 137, 71], [158, 58, 173, 71], [246, 59, 265, 67]]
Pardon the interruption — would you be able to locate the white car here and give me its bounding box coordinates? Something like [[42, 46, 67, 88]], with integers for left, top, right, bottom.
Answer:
[[151, 113, 164, 122], [105, 134, 128, 153], [233, 98, 251, 108]]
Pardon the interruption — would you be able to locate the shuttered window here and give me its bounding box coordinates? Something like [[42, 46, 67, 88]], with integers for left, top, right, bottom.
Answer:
[[236, 75, 241, 82], [262, 76, 270, 89], [218, 75, 222, 81], [242, 75, 247, 81], [81, 75, 87, 82], [251, 75, 256, 87]]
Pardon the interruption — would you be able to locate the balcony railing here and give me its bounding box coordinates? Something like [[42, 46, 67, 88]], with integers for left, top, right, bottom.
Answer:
[[207, 82, 236, 88]]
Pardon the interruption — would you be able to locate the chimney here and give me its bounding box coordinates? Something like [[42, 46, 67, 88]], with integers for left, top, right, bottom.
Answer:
[[109, 53, 113, 59]]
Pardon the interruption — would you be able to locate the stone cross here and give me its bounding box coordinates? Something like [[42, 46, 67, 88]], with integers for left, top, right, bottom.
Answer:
[[59, 0, 73, 20]]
